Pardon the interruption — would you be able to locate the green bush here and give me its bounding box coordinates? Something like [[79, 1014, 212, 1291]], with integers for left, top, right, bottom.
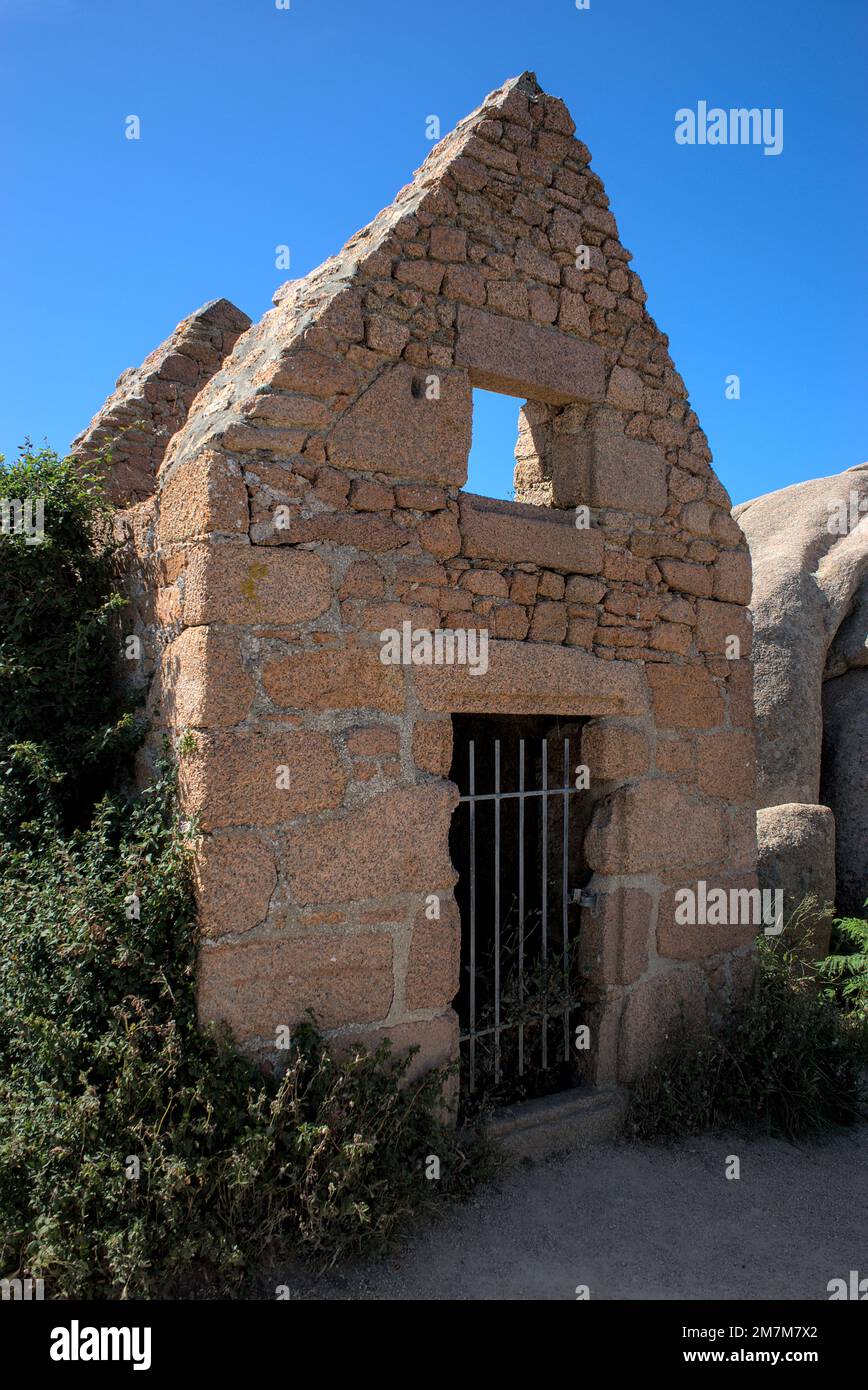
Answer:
[[0, 446, 137, 837], [0, 447, 488, 1298], [0, 763, 484, 1297], [625, 938, 866, 1143]]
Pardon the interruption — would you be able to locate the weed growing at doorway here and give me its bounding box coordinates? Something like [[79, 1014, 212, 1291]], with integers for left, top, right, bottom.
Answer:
[[625, 936, 866, 1143], [458, 908, 585, 1117]]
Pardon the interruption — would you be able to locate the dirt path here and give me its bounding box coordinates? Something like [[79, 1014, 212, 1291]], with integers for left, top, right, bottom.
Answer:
[[267, 1124, 868, 1300]]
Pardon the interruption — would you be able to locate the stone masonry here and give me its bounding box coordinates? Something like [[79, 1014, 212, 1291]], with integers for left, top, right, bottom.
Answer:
[[83, 73, 758, 1093]]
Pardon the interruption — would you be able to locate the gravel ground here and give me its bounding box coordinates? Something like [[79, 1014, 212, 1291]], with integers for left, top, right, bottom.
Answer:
[[263, 1123, 868, 1301]]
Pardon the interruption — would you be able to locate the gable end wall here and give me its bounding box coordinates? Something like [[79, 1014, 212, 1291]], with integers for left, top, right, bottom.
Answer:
[[103, 73, 757, 1090]]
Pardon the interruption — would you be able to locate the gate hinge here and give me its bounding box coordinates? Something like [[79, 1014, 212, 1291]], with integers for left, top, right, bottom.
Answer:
[[570, 888, 599, 915]]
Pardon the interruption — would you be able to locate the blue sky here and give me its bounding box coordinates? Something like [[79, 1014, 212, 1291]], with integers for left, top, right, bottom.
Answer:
[[1, 0, 865, 505]]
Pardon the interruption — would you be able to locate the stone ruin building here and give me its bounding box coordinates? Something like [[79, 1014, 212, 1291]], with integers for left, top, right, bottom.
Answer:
[[73, 73, 759, 1130]]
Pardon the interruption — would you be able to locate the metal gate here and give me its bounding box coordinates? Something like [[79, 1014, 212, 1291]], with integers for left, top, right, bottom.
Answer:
[[449, 718, 590, 1111]]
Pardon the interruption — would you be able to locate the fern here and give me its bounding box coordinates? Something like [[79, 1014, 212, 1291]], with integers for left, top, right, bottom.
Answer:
[[818, 903, 868, 1003]]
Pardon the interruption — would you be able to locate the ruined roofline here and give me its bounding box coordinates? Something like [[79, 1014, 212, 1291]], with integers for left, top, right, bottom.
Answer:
[[70, 296, 251, 506], [272, 73, 555, 316]]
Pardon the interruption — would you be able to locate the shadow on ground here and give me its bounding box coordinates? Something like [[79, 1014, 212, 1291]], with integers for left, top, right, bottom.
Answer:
[[261, 1124, 868, 1300]]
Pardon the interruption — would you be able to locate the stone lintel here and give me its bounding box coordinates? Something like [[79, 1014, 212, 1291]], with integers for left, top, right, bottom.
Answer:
[[455, 305, 605, 405], [414, 638, 648, 716]]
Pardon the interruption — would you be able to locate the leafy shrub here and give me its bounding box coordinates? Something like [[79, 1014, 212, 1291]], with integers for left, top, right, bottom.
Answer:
[[625, 938, 865, 1143], [0, 446, 488, 1298], [0, 446, 137, 837], [0, 763, 485, 1298]]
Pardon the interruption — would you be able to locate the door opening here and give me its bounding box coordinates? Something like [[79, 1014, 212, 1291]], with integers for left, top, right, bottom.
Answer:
[[449, 714, 592, 1113]]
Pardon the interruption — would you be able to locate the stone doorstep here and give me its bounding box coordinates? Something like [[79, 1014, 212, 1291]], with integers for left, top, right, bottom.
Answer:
[[486, 1084, 628, 1163]]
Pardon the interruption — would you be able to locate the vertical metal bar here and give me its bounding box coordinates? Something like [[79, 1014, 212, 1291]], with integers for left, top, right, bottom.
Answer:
[[493, 739, 501, 1085], [468, 739, 476, 1093], [563, 737, 570, 1062], [541, 737, 548, 1071], [518, 738, 525, 1077]]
